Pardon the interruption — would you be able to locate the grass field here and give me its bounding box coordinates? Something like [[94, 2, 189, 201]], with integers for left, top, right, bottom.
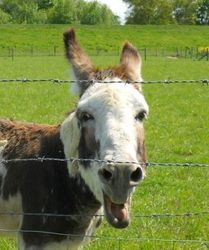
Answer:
[[0, 24, 209, 55], [0, 25, 209, 249]]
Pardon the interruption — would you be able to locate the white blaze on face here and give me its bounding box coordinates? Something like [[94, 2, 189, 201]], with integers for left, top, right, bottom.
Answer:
[[78, 81, 149, 163], [61, 80, 148, 206], [75, 81, 148, 206]]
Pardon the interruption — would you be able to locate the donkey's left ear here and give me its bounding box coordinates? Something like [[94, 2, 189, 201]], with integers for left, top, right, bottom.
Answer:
[[64, 28, 95, 95], [120, 42, 142, 81]]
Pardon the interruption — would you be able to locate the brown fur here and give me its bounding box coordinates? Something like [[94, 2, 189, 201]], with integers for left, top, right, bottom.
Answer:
[[63, 28, 142, 94], [64, 28, 95, 82], [0, 119, 60, 159]]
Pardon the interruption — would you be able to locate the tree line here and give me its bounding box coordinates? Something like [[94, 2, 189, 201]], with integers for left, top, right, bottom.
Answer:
[[0, 0, 119, 24], [124, 0, 209, 25], [0, 0, 209, 25]]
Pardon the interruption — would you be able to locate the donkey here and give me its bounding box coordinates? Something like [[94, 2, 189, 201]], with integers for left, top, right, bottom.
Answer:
[[0, 28, 149, 249]]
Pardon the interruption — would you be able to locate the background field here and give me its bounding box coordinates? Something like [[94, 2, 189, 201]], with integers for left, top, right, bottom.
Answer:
[[0, 25, 209, 249], [0, 24, 209, 57]]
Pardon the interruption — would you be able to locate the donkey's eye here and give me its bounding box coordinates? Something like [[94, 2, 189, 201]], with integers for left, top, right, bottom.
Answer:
[[81, 112, 94, 122], [135, 111, 146, 122]]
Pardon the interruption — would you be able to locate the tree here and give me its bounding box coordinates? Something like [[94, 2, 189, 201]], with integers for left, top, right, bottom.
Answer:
[[36, 0, 54, 10], [172, 0, 200, 24], [196, 0, 209, 24], [124, 0, 174, 24], [0, 0, 119, 24], [47, 0, 78, 24], [80, 1, 119, 25], [123, 0, 201, 24], [0, 8, 12, 23], [47, 0, 119, 25], [0, 0, 47, 23]]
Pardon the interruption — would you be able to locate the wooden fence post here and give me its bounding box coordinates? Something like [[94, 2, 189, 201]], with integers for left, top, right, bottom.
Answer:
[[144, 48, 147, 61], [54, 46, 57, 56], [31, 46, 33, 56], [11, 48, 14, 61]]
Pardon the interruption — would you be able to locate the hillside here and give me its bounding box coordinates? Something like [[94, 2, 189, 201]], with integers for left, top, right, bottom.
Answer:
[[0, 25, 209, 54]]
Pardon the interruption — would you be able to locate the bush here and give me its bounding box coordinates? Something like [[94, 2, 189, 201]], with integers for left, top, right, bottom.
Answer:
[[0, 9, 12, 24]]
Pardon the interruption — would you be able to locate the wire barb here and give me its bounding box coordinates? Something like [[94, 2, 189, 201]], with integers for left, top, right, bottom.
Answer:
[[0, 157, 208, 168], [0, 210, 208, 219], [0, 77, 208, 246], [0, 78, 209, 85], [0, 228, 208, 245]]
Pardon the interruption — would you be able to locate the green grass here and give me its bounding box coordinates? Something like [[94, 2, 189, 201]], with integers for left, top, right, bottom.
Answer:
[[0, 26, 209, 249], [0, 24, 209, 55]]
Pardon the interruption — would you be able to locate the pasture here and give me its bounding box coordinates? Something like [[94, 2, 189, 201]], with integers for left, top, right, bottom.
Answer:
[[0, 25, 209, 249], [1, 24, 209, 56]]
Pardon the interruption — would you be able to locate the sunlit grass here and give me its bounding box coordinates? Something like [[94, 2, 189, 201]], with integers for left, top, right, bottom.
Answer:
[[1, 24, 209, 55], [0, 54, 208, 249]]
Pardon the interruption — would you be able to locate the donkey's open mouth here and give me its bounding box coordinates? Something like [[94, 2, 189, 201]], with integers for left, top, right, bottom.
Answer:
[[103, 192, 130, 228]]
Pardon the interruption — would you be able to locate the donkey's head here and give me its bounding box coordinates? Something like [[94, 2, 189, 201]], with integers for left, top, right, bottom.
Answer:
[[61, 29, 149, 229]]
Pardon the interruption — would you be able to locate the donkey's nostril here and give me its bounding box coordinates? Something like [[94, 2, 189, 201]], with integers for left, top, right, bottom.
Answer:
[[130, 167, 143, 183], [100, 168, 113, 182]]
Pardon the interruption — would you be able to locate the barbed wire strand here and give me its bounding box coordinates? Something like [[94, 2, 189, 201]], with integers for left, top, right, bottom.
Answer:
[[0, 78, 209, 85], [0, 210, 208, 219], [0, 228, 208, 245], [1, 157, 208, 168], [1, 78, 209, 248]]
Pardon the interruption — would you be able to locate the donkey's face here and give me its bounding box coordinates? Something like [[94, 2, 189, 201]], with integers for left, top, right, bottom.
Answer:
[[61, 29, 149, 229]]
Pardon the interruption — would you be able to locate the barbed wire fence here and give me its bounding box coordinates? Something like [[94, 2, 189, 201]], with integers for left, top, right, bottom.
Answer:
[[0, 78, 209, 85], [1, 46, 208, 61], [0, 78, 209, 249]]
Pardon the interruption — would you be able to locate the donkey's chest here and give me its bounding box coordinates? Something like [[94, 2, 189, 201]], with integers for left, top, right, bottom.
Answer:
[[0, 156, 22, 233], [0, 192, 23, 233], [41, 209, 103, 250]]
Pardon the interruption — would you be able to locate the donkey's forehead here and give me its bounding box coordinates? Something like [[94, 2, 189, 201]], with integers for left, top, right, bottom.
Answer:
[[77, 82, 148, 114]]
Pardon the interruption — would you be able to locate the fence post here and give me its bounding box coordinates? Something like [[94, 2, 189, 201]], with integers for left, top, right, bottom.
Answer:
[[196, 47, 198, 59], [162, 48, 164, 57], [118, 237, 122, 250], [184, 47, 187, 59], [176, 47, 178, 57], [31, 46, 33, 56], [144, 48, 147, 61], [8, 47, 11, 57], [11, 48, 14, 61], [207, 48, 209, 61], [54, 46, 57, 56], [190, 47, 193, 59]]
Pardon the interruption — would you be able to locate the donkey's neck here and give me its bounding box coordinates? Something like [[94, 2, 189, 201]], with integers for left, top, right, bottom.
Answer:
[[70, 174, 102, 232]]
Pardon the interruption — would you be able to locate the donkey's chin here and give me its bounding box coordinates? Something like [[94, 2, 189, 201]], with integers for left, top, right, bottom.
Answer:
[[103, 192, 130, 229]]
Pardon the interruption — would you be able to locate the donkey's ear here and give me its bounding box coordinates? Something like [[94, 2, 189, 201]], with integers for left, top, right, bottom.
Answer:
[[63, 28, 95, 95], [120, 42, 142, 81], [60, 112, 80, 176]]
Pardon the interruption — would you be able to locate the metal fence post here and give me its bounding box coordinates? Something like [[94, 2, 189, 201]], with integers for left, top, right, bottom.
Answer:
[[11, 48, 14, 61]]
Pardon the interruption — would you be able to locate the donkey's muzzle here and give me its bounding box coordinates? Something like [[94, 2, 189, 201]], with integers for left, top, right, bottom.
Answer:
[[99, 163, 144, 228], [99, 163, 143, 190]]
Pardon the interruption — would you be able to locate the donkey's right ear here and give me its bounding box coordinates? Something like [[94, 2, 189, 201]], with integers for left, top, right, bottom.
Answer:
[[63, 28, 95, 95]]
